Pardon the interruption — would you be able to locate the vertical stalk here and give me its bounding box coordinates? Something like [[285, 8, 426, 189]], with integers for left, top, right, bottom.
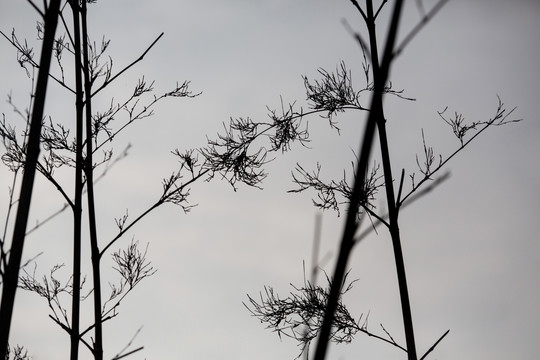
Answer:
[[377, 119, 418, 360], [364, 1, 418, 359], [69, 1, 84, 359], [0, 0, 62, 357], [80, 2, 103, 359], [312, 1, 404, 359]]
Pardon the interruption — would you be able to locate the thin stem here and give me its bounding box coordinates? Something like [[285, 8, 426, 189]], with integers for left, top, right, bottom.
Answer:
[[0, 30, 76, 94], [100, 168, 209, 257], [36, 161, 75, 208], [90, 33, 164, 98], [354, 171, 449, 244], [398, 101, 517, 207], [393, 0, 449, 59], [50, 314, 94, 353], [81, 2, 103, 359], [26, 0, 44, 17], [1, 171, 20, 267], [365, 0, 418, 358], [374, 0, 388, 19], [419, 330, 450, 360], [348, 0, 367, 21]]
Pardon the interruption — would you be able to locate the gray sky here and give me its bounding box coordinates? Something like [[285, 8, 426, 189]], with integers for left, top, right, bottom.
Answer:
[[1, 0, 539, 359]]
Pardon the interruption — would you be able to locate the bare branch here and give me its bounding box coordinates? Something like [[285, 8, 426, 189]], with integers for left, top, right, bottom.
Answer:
[[419, 329, 450, 360], [400, 97, 520, 207], [348, 0, 367, 21], [393, 0, 449, 59], [374, 0, 389, 19], [91, 32, 164, 98]]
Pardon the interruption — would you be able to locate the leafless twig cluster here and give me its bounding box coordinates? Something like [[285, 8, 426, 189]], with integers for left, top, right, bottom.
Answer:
[[289, 161, 382, 217], [245, 269, 406, 359], [5, 343, 30, 360]]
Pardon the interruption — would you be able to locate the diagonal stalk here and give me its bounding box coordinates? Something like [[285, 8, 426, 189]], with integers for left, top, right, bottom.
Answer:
[[0, 0, 62, 356], [312, 1, 404, 359]]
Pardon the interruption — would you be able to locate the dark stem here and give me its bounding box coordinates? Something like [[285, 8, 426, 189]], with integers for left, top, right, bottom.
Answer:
[[365, 0, 418, 359], [0, 0, 62, 356], [312, 1, 404, 359], [69, 1, 84, 359], [81, 2, 103, 360], [419, 329, 449, 360]]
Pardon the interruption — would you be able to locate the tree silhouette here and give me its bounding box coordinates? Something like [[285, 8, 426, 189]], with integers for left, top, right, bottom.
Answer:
[[0, 1, 524, 360], [0, 1, 270, 359], [243, 1, 519, 360]]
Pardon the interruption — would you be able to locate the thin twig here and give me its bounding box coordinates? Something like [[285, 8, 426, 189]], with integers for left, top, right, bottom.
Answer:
[[393, 0, 449, 59], [111, 327, 144, 360], [111, 346, 143, 360], [348, 0, 367, 21], [91, 33, 164, 98], [374, 0, 388, 19], [354, 171, 449, 244], [26, 0, 44, 18], [0, 30, 75, 94], [399, 99, 519, 207], [419, 329, 450, 360]]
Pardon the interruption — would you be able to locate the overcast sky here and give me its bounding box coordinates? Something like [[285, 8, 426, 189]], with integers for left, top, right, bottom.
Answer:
[[1, 0, 539, 359]]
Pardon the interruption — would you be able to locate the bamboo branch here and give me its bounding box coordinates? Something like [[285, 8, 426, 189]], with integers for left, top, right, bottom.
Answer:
[[419, 329, 450, 360], [90, 33, 164, 98]]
